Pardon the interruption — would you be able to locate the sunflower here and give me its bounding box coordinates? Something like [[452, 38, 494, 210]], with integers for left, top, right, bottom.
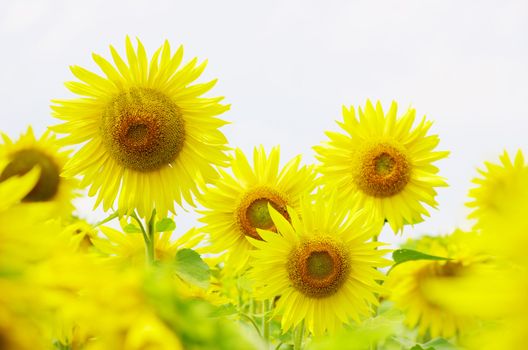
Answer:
[[418, 246, 528, 350], [198, 146, 316, 272], [0, 143, 71, 271], [466, 151, 528, 263], [0, 158, 39, 214], [63, 219, 98, 252], [0, 127, 76, 218], [248, 192, 389, 336], [51, 37, 230, 217], [467, 150, 528, 229], [314, 100, 449, 233], [386, 231, 485, 338]]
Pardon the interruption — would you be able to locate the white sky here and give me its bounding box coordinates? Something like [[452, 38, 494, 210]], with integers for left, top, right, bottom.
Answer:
[[1, 0, 527, 246]]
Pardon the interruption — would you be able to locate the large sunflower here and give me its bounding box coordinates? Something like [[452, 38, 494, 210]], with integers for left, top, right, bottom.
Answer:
[[248, 192, 389, 336], [314, 100, 449, 233], [198, 146, 316, 272], [0, 127, 76, 218], [51, 37, 230, 217]]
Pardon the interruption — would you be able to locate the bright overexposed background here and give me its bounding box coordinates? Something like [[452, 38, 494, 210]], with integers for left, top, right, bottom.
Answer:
[[1, 0, 527, 246]]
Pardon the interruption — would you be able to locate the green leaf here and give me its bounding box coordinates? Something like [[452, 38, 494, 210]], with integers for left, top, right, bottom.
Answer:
[[174, 249, 210, 289], [410, 345, 433, 350], [409, 338, 457, 350], [123, 223, 142, 233], [422, 338, 458, 350], [156, 218, 176, 232], [392, 249, 451, 266]]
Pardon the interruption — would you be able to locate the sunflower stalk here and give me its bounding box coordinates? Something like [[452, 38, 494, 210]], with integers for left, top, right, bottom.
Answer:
[[239, 313, 262, 338], [293, 320, 305, 350], [129, 211, 147, 241], [130, 210, 157, 265], [262, 299, 271, 347], [250, 298, 257, 315], [94, 211, 119, 227], [145, 209, 157, 264]]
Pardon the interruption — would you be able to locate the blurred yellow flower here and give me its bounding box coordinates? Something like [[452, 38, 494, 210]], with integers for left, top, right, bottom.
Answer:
[[467, 150, 528, 227], [0, 127, 77, 219], [386, 231, 486, 338], [467, 150, 528, 262]]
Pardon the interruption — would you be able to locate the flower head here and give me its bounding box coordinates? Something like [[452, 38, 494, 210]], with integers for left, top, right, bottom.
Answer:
[[248, 192, 389, 336], [198, 146, 316, 272], [386, 231, 485, 338], [52, 37, 230, 217], [0, 127, 77, 218], [314, 100, 448, 233]]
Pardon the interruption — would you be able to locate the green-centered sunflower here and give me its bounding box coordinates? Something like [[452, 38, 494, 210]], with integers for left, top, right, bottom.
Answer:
[[314, 100, 449, 233], [0, 127, 76, 219], [51, 37, 230, 217], [248, 192, 389, 336], [198, 146, 316, 273]]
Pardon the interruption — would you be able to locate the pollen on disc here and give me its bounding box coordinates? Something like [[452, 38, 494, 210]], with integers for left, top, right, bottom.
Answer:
[[100, 87, 185, 172]]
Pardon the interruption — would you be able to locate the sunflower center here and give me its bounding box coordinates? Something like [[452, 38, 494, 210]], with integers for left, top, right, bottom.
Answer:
[[375, 153, 395, 175], [126, 123, 148, 143], [307, 251, 334, 278], [247, 199, 275, 229], [355, 143, 411, 197], [0, 149, 60, 202], [236, 187, 289, 240], [420, 261, 465, 308], [288, 239, 349, 298], [100, 87, 185, 172], [436, 261, 464, 277]]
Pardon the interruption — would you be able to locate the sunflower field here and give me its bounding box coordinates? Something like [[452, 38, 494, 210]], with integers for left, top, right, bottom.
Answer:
[[1, 36, 527, 350]]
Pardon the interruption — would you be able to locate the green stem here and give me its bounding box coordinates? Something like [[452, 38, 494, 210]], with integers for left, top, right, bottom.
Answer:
[[130, 211, 148, 243], [131, 210, 157, 265], [293, 320, 305, 350], [94, 211, 119, 227], [239, 313, 262, 337], [145, 209, 157, 264], [372, 233, 380, 316], [237, 277, 244, 311], [262, 299, 271, 346], [130, 212, 149, 262]]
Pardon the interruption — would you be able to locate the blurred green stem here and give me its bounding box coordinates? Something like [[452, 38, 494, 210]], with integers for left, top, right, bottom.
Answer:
[[262, 299, 271, 346], [240, 313, 262, 337], [293, 320, 304, 350]]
